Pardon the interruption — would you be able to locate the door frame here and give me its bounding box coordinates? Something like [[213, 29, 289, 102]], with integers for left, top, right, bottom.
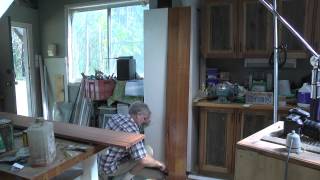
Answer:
[[11, 21, 35, 116]]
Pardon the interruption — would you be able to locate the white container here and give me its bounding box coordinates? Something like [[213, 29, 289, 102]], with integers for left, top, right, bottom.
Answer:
[[27, 118, 56, 166], [297, 83, 311, 108]]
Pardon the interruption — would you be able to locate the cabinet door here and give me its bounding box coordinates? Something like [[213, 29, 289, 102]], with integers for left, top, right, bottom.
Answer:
[[240, 111, 273, 139], [315, 0, 320, 52], [240, 0, 272, 57], [202, 0, 237, 58], [279, 0, 313, 58], [199, 108, 235, 174]]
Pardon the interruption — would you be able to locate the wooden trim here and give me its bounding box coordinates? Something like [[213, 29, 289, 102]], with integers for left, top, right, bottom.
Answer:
[[0, 112, 144, 149], [193, 100, 293, 112], [165, 7, 191, 179]]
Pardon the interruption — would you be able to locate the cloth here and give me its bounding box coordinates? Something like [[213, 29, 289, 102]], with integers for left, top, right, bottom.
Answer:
[[98, 114, 147, 175], [107, 81, 143, 106]]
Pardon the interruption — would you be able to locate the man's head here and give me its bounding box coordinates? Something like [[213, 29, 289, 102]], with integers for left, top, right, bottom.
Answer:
[[129, 102, 151, 126]]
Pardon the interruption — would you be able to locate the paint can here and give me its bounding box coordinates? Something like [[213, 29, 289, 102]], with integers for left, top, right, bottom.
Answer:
[[0, 119, 14, 152]]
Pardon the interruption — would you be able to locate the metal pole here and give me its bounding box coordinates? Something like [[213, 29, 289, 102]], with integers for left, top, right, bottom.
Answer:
[[273, 0, 278, 123], [259, 0, 319, 58]]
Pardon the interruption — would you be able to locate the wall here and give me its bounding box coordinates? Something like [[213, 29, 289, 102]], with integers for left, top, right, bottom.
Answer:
[[4, 2, 42, 116]]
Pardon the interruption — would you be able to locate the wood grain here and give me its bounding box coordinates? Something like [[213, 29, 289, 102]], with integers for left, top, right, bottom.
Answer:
[[193, 100, 293, 112], [165, 7, 191, 180], [0, 112, 144, 149], [237, 121, 320, 171], [54, 74, 64, 102]]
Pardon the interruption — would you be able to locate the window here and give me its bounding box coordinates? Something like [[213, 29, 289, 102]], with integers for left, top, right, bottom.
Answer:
[[67, 3, 148, 82]]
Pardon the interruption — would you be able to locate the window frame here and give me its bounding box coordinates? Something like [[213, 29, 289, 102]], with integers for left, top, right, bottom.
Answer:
[[65, 0, 147, 86]]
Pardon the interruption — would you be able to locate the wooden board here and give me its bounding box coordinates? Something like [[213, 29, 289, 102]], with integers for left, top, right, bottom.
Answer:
[[165, 7, 191, 180], [54, 74, 64, 102], [0, 112, 144, 149]]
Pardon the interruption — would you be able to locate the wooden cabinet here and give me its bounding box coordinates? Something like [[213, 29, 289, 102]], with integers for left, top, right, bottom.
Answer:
[[239, 0, 273, 57], [314, 0, 320, 52], [197, 103, 290, 178], [201, 0, 314, 59], [240, 110, 273, 139], [278, 0, 314, 58], [199, 108, 236, 176], [202, 0, 237, 58]]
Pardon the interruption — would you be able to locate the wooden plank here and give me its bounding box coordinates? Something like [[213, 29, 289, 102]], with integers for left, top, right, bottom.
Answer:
[[0, 112, 144, 149], [165, 7, 191, 180], [54, 74, 64, 102]]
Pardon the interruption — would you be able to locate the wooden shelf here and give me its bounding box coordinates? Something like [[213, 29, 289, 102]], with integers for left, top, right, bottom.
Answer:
[[193, 100, 293, 112]]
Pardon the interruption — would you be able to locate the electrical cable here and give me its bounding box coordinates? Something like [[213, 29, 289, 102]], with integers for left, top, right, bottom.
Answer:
[[284, 138, 293, 180], [269, 44, 288, 68]]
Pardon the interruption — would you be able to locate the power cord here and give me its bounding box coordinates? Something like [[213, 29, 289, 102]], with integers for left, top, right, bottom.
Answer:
[[284, 138, 293, 180]]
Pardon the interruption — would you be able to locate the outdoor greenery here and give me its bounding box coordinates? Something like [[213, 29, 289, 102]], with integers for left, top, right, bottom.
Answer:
[[70, 5, 148, 82], [11, 27, 26, 81]]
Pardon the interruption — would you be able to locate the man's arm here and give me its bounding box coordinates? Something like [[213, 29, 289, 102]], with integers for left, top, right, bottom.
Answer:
[[130, 154, 166, 175]]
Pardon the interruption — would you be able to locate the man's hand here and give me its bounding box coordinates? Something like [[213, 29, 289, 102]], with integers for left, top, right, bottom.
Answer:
[[157, 161, 166, 171]]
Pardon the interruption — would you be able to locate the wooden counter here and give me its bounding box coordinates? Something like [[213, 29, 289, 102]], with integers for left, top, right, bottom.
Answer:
[[235, 122, 320, 180], [193, 100, 293, 112], [0, 138, 103, 180]]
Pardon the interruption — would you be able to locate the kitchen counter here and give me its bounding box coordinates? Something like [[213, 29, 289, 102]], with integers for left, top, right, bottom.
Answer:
[[234, 121, 320, 180], [193, 100, 294, 112]]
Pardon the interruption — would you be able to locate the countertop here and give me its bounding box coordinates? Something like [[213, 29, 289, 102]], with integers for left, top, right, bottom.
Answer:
[[193, 100, 294, 112], [237, 121, 320, 171]]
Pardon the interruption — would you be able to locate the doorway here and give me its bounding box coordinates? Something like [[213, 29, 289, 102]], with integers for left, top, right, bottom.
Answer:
[[11, 22, 34, 116]]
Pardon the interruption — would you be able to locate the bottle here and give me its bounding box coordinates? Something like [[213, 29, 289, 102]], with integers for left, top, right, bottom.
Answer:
[[297, 83, 311, 108], [27, 118, 56, 166]]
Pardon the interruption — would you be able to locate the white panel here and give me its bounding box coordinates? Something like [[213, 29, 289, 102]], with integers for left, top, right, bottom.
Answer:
[[144, 8, 168, 162], [187, 7, 199, 172]]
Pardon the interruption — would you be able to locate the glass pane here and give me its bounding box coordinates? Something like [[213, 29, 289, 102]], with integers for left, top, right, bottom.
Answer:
[[245, 2, 268, 51], [281, 0, 305, 50], [110, 5, 148, 77], [209, 4, 232, 51], [70, 9, 109, 82], [206, 111, 227, 167]]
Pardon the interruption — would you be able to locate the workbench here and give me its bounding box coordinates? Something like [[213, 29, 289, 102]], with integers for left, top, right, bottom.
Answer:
[[235, 121, 320, 180], [0, 112, 144, 180]]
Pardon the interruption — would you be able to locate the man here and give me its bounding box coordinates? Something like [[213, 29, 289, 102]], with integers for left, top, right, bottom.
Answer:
[[99, 102, 166, 180]]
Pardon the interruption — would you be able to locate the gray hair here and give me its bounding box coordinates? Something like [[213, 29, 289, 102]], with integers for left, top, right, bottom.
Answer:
[[129, 102, 151, 117]]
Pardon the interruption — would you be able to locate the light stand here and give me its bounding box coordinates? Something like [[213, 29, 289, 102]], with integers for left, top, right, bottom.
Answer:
[[259, 0, 320, 122]]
